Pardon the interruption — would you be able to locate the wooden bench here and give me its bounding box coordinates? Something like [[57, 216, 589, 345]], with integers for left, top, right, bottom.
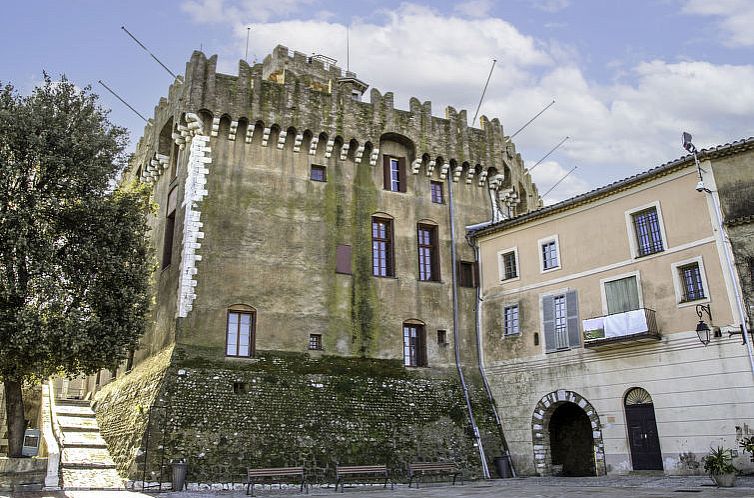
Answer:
[[408, 462, 462, 488], [246, 466, 307, 496], [335, 464, 393, 493]]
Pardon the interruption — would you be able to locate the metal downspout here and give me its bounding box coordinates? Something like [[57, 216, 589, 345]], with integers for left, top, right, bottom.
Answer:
[[468, 235, 517, 477], [447, 178, 490, 479]]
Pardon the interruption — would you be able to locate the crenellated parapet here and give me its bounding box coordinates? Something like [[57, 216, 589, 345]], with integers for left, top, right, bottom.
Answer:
[[130, 45, 541, 215]]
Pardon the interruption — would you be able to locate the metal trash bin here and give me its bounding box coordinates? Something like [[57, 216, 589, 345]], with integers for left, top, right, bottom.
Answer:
[[172, 461, 188, 491], [493, 455, 512, 478]]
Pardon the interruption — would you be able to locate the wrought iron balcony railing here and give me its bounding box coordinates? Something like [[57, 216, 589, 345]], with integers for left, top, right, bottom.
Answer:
[[582, 308, 660, 349]]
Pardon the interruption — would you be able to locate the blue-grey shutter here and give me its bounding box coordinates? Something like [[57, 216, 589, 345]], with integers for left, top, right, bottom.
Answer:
[[566, 290, 581, 348], [542, 295, 556, 352]]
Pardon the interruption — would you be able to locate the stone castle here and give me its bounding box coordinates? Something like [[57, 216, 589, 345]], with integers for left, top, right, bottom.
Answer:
[[92, 45, 540, 483]]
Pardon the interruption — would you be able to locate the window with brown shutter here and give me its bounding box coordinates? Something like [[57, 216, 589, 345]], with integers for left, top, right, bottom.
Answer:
[[458, 261, 478, 288], [418, 224, 440, 281], [336, 244, 352, 274], [383, 155, 406, 192], [372, 217, 394, 277]]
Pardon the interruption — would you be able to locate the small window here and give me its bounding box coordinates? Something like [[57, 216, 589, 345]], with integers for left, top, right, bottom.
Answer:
[[336, 244, 352, 274], [383, 156, 406, 192], [632, 207, 664, 257], [170, 142, 179, 180], [161, 187, 178, 269], [501, 251, 518, 280], [540, 237, 560, 272], [372, 217, 394, 277], [308, 334, 323, 350], [503, 305, 520, 336], [747, 257, 754, 285], [458, 261, 478, 288], [403, 322, 427, 367], [430, 181, 444, 204], [437, 329, 447, 345], [418, 224, 440, 282], [310, 165, 326, 182], [233, 382, 248, 394], [226, 310, 255, 357], [679, 263, 705, 302]]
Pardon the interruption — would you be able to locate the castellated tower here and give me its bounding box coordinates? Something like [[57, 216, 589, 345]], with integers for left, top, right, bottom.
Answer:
[[93, 45, 540, 484]]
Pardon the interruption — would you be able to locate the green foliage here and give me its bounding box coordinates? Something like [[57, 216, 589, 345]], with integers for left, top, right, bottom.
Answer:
[[703, 446, 738, 475], [0, 75, 153, 384], [740, 436, 754, 457]]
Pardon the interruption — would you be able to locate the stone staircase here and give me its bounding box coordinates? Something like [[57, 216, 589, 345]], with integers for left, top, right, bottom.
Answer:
[[53, 398, 125, 490]]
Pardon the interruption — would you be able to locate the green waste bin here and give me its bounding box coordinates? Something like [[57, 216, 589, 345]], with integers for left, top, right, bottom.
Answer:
[[172, 461, 188, 491]]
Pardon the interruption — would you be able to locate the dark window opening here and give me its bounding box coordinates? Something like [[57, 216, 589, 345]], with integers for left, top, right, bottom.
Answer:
[[383, 156, 406, 192], [336, 244, 352, 274], [226, 310, 255, 357], [418, 224, 440, 281], [161, 187, 178, 269], [633, 207, 664, 257], [372, 217, 394, 277], [170, 142, 179, 180], [403, 323, 427, 367], [430, 181, 444, 203], [459, 261, 479, 288], [310, 164, 326, 182], [233, 382, 248, 394], [534, 333, 540, 346], [308, 334, 323, 350], [437, 329, 447, 346]]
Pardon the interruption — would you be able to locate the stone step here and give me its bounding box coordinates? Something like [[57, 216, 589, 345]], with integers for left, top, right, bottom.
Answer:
[[61, 431, 108, 448], [54, 404, 96, 418], [62, 447, 116, 468], [57, 415, 100, 431], [55, 398, 91, 407], [61, 467, 125, 490]]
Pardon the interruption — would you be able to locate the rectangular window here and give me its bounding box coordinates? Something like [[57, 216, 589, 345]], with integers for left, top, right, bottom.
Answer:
[[161, 187, 178, 269], [430, 181, 444, 203], [336, 244, 352, 274], [418, 224, 440, 281], [383, 156, 406, 192], [403, 323, 427, 367], [226, 310, 255, 357], [437, 329, 447, 345], [310, 165, 326, 182], [458, 261, 478, 288], [542, 290, 580, 352], [372, 217, 394, 277], [308, 334, 323, 350], [170, 142, 179, 180], [504, 305, 520, 336], [632, 207, 664, 257], [501, 251, 518, 280], [679, 263, 705, 301], [604, 275, 641, 314], [541, 240, 559, 271]]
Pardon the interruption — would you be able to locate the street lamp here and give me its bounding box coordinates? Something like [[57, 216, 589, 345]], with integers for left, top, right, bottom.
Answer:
[[694, 304, 719, 346], [683, 132, 754, 377]]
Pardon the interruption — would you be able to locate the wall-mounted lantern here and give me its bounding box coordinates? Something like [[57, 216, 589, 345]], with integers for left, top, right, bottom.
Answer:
[[695, 304, 720, 346]]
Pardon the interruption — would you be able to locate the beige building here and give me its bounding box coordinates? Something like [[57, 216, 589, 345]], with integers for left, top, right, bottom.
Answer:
[[472, 140, 754, 476]]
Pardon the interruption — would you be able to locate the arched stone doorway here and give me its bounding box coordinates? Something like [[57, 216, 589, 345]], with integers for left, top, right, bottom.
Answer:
[[531, 390, 606, 476], [625, 387, 663, 470]]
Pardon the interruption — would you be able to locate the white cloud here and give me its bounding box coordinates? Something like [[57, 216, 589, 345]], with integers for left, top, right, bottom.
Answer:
[[454, 0, 492, 18], [182, 0, 312, 24], [530, 0, 570, 13], [683, 0, 754, 47], [528, 160, 588, 204]]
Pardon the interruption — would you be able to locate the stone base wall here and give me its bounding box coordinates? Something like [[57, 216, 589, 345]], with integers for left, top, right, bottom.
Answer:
[[96, 346, 502, 483], [0, 456, 47, 491]]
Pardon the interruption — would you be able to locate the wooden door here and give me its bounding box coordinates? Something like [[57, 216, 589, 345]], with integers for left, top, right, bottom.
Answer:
[[626, 403, 663, 470]]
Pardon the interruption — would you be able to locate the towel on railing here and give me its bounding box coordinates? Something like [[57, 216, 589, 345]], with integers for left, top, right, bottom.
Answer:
[[604, 309, 648, 337]]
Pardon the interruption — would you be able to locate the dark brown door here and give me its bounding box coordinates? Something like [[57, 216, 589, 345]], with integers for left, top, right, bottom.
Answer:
[[626, 404, 663, 470]]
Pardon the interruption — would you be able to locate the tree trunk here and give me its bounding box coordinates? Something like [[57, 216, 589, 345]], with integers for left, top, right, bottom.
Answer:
[[4, 380, 26, 457]]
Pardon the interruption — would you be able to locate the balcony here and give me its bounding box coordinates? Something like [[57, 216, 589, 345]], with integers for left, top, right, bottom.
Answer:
[[582, 308, 660, 350]]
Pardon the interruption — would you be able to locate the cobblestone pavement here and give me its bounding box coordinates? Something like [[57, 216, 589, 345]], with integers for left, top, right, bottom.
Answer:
[[7, 476, 754, 498]]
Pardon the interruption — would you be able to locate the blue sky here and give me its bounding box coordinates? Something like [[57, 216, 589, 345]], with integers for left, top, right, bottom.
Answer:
[[3, 1, 753, 203]]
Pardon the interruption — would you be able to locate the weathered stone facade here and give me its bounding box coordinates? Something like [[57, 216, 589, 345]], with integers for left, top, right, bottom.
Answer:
[[94, 45, 539, 482]]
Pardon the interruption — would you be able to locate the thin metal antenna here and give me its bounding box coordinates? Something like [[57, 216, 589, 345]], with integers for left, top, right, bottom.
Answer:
[[346, 26, 350, 72], [245, 27, 251, 60], [509, 100, 555, 139], [98, 80, 148, 122], [472, 58, 497, 126], [121, 26, 177, 79], [528, 136, 570, 172], [543, 165, 577, 198]]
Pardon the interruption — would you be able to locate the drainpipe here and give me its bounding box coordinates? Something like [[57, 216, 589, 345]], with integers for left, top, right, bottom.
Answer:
[[447, 178, 490, 479], [467, 234, 517, 477]]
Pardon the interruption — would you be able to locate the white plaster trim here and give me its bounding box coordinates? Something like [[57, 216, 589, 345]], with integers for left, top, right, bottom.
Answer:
[[624, 200, 668, 259], [490, 236, 716, 298], [538, 234, 562, 274], [670, 255, 711, 308], [497, 246, 520, 283], [599, 270, 644, 316], [177, 133, 211, 318]]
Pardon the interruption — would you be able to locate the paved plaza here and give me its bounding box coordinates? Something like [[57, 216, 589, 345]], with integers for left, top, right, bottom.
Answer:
[[7, 476, 754, 498]]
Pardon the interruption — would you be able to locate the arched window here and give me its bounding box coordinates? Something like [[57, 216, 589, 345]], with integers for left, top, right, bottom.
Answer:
[[226, 305, 256, 357], [403, 320, 427, 367]]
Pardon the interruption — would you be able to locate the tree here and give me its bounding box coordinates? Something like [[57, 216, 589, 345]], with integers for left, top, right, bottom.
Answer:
[[0, 76, 152, 457]]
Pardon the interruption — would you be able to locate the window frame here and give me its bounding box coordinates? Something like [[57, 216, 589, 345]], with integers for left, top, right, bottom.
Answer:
[[671, 256, 710, 307], [497, 247, 520, 282], [538, 235, 561, 273], [430, 181, 444, 204], [417, 223, 440, 282], [540, 288, 581, 353], [503, 303, 520, 336], [458, 261, 479, 288], [310, 164, 327, 182], [599, 270, 644, 315], [625, 201, 668, 259], [383, 155, 407, 193], [308, 333, 323, 351], [225, 309, 256, 358], [372, 216, 395, 277], [403, 322, 427, 367]]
